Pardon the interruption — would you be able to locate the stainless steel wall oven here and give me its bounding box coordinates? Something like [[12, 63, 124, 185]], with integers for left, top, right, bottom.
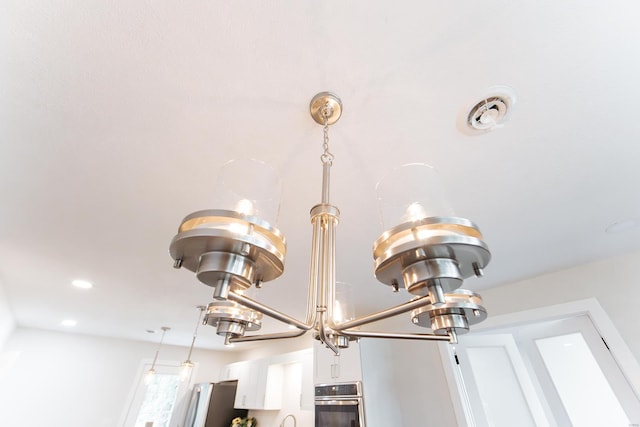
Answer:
[[314, 382, 365, 427]]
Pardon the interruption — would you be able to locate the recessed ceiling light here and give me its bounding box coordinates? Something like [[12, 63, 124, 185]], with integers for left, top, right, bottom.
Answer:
[[61, 319, 77, 327], [72, 279, 93, 289], [605, 219, 640, 234]]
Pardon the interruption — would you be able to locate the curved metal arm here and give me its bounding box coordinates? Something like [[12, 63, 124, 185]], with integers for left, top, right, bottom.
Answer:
[[228, 291, 315, 331], [338, 329, 451, 342], [229, 329, 307, 343], [332, 295, 433, 331], [318, 311, 340, 355]]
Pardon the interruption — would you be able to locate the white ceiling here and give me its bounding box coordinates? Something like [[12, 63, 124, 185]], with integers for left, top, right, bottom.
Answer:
[[2, 1, 640, 351]]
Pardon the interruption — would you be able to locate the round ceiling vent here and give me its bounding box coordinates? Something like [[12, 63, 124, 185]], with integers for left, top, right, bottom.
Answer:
[[460, 85, 516, 134], [468, 96, 509, 130]]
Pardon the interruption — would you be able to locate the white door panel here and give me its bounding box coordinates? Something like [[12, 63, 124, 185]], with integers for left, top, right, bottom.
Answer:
[[516, 315, 640, 426], [452, 314, 640, 427], [455, 334, 550, 427]]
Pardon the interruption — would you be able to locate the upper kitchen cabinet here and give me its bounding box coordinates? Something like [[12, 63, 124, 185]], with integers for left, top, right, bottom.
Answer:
[[314, 340, 363, 384], [220, 358, 283, 410]]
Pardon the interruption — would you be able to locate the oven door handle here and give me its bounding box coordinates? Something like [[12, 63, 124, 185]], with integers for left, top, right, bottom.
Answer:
[[315, 399, 360, 406]]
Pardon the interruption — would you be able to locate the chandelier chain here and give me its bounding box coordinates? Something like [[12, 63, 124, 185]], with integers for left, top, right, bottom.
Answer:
[[320, 106, 334, 165]]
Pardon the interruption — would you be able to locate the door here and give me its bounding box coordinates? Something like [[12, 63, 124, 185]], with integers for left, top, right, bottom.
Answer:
[[515, 315, 640, 426], [453, 315, 640, 426], [453, 334, 551, 427]]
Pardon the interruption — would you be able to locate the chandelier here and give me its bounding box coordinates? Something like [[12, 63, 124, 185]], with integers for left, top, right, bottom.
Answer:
[[169, 92, 491, 354]]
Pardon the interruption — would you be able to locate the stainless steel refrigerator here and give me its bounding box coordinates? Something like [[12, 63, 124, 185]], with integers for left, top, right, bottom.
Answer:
[[182, 381, 248, 427]]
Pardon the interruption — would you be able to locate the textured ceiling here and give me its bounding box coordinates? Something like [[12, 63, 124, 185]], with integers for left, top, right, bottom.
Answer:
[[2, 1, 640, 350]]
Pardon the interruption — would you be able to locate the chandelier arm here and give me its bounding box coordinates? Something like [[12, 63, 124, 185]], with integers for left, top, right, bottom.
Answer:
[[227, 291, 315, 331], [338, 329, 452, 342], [331, 295, 433, 331], [227, 329, 307, 343], [318, 310, 340, 356], [306, 216, 322, 326], [322, 214, 338, 324], [150, 326, 169, 370]]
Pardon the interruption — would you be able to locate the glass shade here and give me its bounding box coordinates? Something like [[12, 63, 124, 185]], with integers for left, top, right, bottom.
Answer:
[[376, 163, 455, 230], [213, 159, 281, 226], [334, 281, 355, 323], [144, 368, 156, 385], [179, 361, 194, 382]]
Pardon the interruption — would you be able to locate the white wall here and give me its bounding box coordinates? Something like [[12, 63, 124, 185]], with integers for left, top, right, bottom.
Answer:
[[480, 250, 640, 362], [360, 339, 458, 427], [0, 277, 16, 350], [0, 327, 237, 427]]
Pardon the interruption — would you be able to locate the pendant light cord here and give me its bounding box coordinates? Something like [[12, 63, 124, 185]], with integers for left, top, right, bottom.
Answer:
[[185, 306, 205, 361], [150, 327, 169, 370]]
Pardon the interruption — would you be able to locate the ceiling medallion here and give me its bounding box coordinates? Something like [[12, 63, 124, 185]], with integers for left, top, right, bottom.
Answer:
[[169, 92, 491, 353]]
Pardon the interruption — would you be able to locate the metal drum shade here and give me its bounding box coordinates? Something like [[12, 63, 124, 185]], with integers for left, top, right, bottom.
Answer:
[[170, 209, 286, 291]]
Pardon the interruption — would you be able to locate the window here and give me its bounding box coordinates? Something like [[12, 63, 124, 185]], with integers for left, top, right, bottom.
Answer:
[[121, 361, 192, 427], [135, 372, 182, 427]]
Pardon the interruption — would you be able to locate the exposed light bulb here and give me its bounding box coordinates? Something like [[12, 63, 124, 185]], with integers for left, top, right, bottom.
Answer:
[[235, 199, 255, 216], [228, 222, 249, 235], [405, 202, 427, 222], [180, 361, 194, 382], [334, 300, 344, 323], [144, 368, 156, 385]]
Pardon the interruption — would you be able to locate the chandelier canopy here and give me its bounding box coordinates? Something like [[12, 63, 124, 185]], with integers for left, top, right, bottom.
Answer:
[[169, 92, 491, 354]]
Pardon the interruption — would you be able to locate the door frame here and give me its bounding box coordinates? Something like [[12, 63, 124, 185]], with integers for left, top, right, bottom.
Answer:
[[438, 297, 640, 426]]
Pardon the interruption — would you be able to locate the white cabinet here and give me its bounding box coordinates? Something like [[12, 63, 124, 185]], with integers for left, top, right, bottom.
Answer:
[[219, 360, 248, 382], [314, 340, 362, 384], [220, 348, 315, 411], [220, 359, 283, 410], [252, 359, 283, 410], [299, 348, 314, 410], [234, 361, 257, 409]]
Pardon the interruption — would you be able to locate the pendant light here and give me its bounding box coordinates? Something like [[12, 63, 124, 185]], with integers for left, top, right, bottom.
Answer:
[[180, 306, 205, 382], [145, 326, 170, 385], [169, 92, 491, 353]]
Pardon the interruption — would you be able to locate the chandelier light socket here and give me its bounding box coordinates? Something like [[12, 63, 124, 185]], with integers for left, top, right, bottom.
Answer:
[[169, 209, 286, 289], [197, 252, 256, 293], [401, 258, 463, 297], [410, 289, 487, 336], [373, 216, 490, 292], [204, 300, 263, 337]]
